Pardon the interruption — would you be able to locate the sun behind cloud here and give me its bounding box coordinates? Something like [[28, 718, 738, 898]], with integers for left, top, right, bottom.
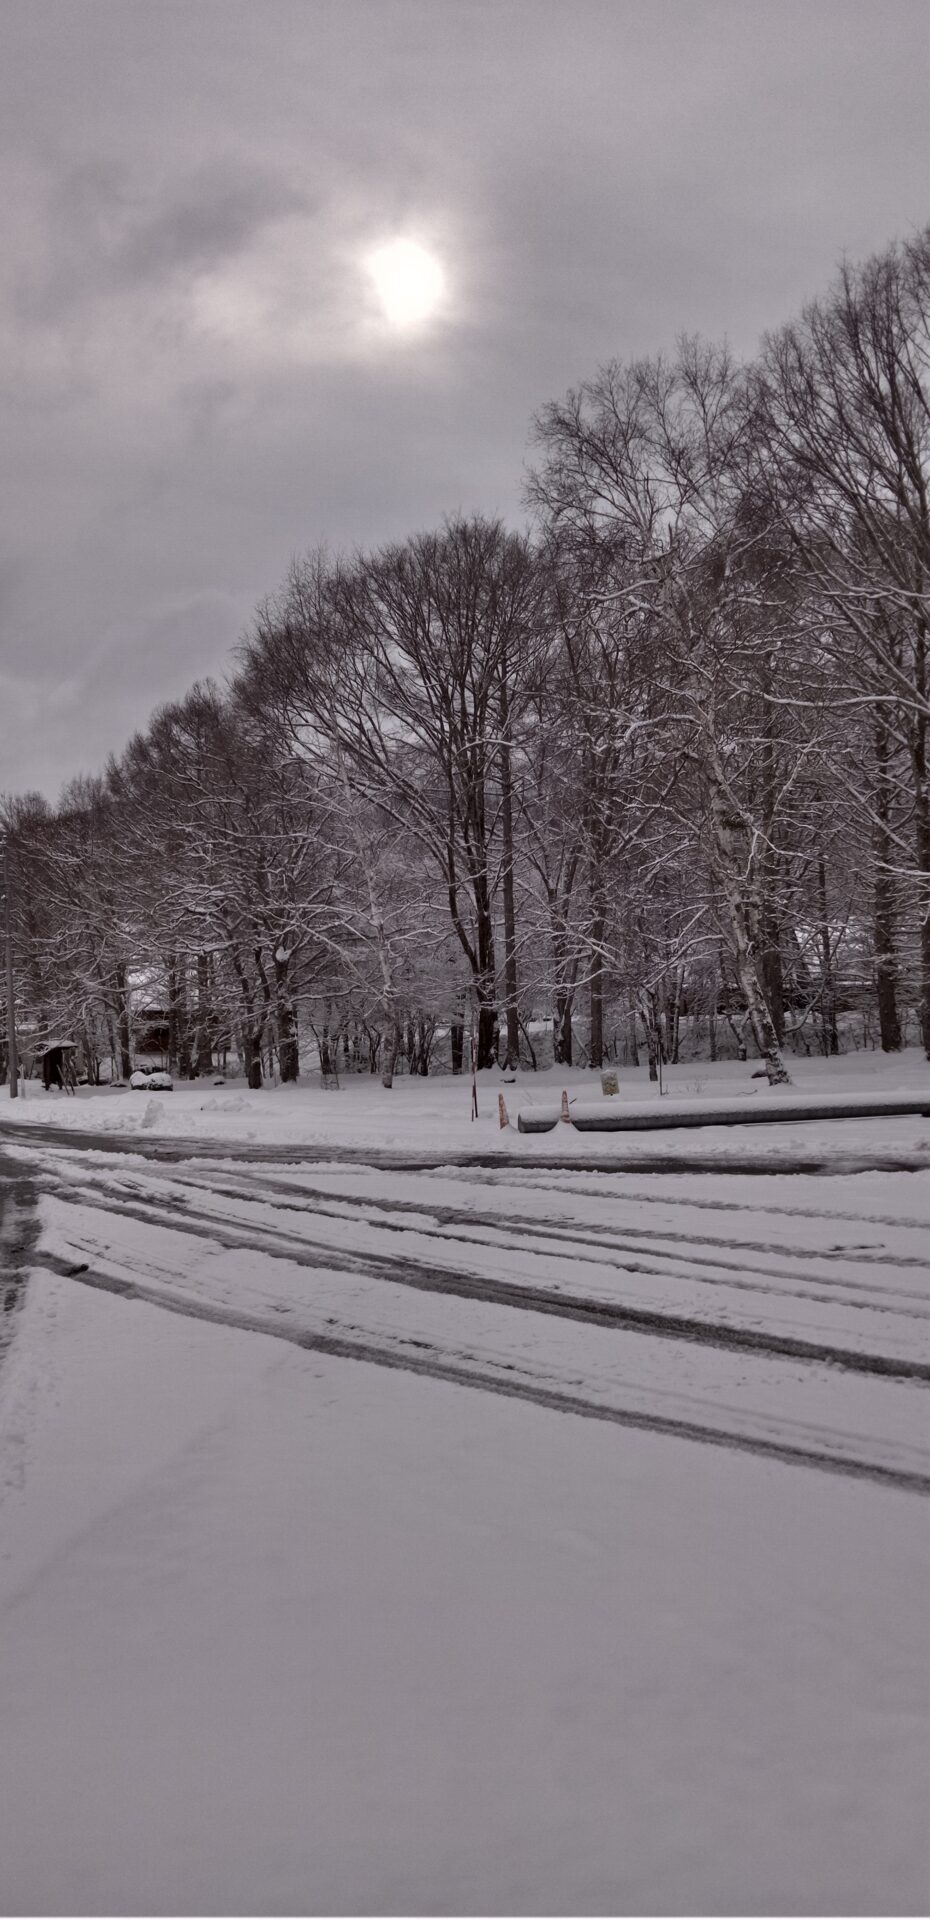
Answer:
[[367, 237, 446, 329]]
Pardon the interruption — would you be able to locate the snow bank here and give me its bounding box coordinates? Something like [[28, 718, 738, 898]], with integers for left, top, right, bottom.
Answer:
[[4, 1049, 930, 1165]]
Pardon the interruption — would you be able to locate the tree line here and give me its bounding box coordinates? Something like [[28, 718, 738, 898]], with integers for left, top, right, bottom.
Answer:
[[3, 229, 928, 1089]]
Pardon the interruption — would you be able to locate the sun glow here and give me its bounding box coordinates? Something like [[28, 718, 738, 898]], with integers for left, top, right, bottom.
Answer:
[[368, 238, 446, 329]]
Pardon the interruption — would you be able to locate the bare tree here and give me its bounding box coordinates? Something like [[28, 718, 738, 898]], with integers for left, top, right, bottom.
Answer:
[[249, 520, 540, 1070], [757, 230, 930, 1053], [531, 343, 796, 1081]]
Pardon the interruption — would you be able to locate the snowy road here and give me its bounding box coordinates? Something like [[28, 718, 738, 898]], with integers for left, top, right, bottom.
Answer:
[[1, 1131, 929, 1914], [11, 1132, 930, 1492]]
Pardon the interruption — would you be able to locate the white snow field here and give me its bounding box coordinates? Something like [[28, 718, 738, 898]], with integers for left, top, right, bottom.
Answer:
[[1, 1052, 929, 1915], [8, 1046, 930, 1158]]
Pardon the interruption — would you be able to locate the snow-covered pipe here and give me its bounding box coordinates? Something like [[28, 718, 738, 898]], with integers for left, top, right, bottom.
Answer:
[[518, 1091, 930, 1134]]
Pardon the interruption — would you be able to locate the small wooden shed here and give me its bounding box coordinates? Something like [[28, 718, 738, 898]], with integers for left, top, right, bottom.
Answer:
[[41, 1040, 77, 1091]]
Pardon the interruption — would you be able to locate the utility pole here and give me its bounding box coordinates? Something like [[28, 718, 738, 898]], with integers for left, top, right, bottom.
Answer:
[[4, 841, 18, 1098]]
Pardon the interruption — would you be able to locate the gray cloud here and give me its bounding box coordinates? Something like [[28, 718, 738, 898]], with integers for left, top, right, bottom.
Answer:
[[15, 158, 311, 324], [0, 0, 926, 800], [114, 171, 311, 287]]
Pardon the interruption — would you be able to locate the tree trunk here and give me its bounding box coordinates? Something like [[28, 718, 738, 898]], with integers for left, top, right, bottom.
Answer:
[[733, 948, 791, 1079], [79, 1020, 98, 1086], [473, 868, 498, 1070], [706, 758, 791, 1084], [873, 821, 899, 1047], [381, 1020, 398, 1089], [553, 994, 573, 1066], [498, 673, 520, 1070], [167, 958, 193, 1078], [758, 656, 785, 1046], [913, 711, 930, 1061], [639, 992, 660, 1081], [519, 1016, 538, 1070], [817, 852, 839, 1057], [476, 999, 497, 1071], [646, 1029, 659, 1083], [450, 1009, 464, 1075], [241, 1030, 263, 1089], [195, 952, 214, 1076], [589, 965, 605, 1071], [114, 961, 132, 1079], [105, 1012, 119, 1083], [588, 883, 607, 1071], [224, 930, 263, 1088], [873, 721, 902, 1051], [274, 952, 299, 1082], [416, 1017, 431, 1076], [668, 965, 684, 1065], [761, 925, 785, 1047]]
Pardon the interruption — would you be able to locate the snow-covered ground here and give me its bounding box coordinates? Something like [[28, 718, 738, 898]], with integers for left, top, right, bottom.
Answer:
[[7, 1046, 930, 1162], [1, 1052, 928, 1914]]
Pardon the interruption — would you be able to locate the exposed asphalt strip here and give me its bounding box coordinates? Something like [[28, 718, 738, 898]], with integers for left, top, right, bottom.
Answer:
[[43, 1179, 930, 1381], [3, 1117, 930, 1177], [35, 1251, 930, 1497]]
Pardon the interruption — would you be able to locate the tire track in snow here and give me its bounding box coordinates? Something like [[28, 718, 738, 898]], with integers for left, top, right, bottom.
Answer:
[[39, 1176, 930, 1382], [40, 1152, 930, 1341], [484, 1169, 930, 1234], [34, 1249, 930, 1496], [169, 1166, 930, 1301]]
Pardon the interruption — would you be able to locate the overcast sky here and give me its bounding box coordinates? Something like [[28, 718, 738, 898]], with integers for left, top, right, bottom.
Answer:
[[2, 0, 927, 801]]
